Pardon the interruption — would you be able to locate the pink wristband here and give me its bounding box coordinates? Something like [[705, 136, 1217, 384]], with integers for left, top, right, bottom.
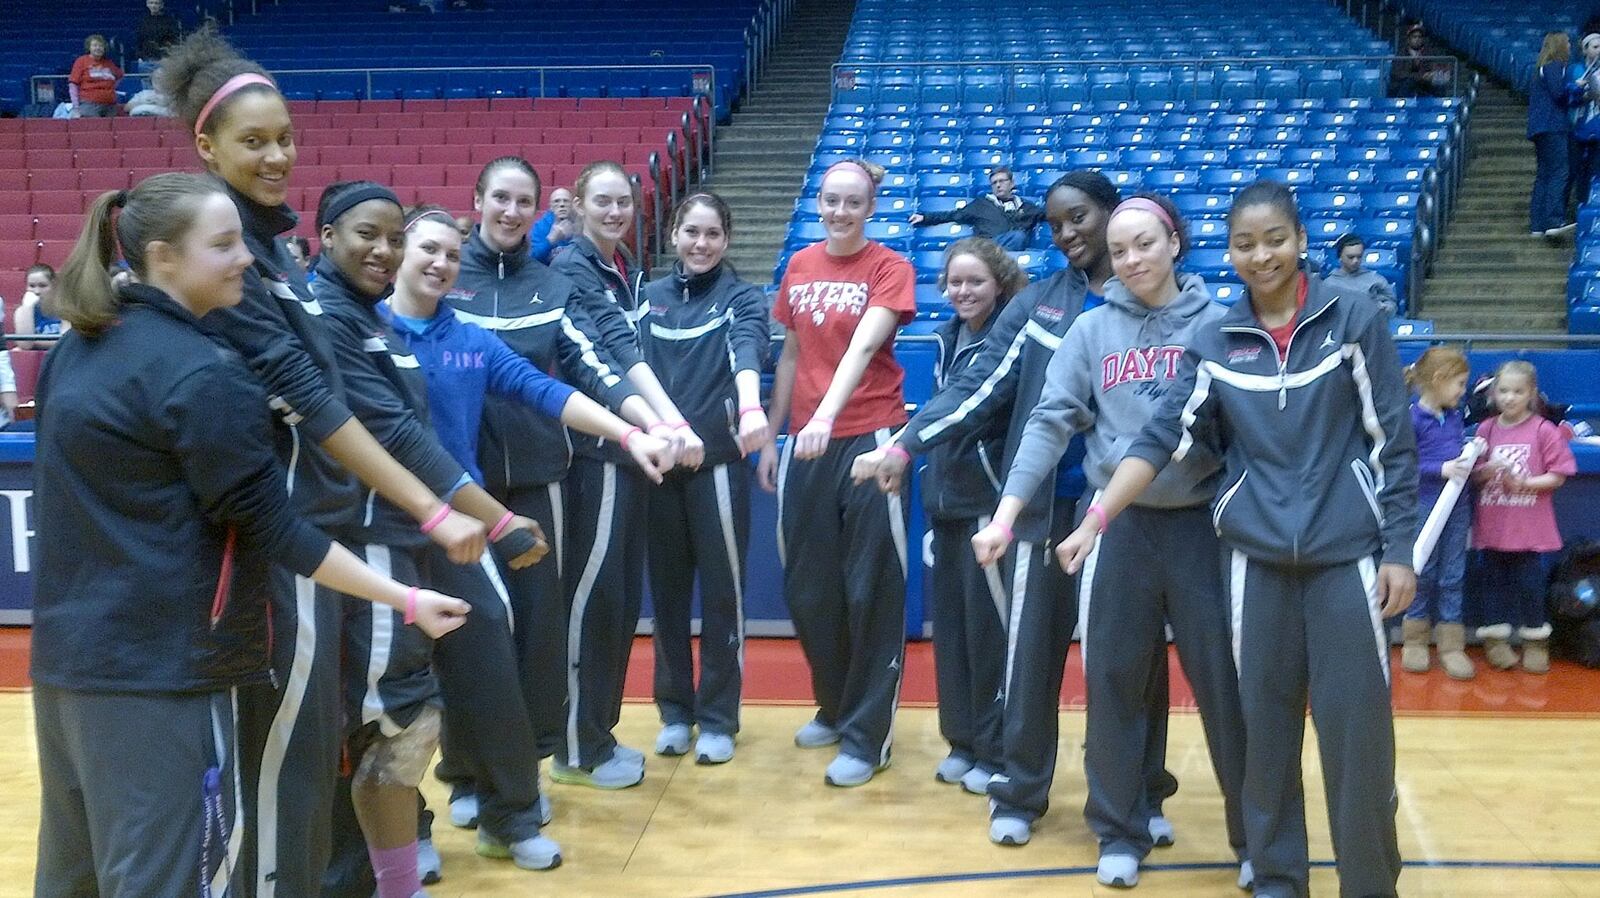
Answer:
[[620, 426, 642, 450], [991, 521, 1014, 542], [419, 504, 452, 535], [739, 405, 764, 417], [488, 510, 515, 542], [673, 421, 692, 431], [1086, 504, 1109, 532], [884, 444, 911, 464], [404, 586, 418, 626]]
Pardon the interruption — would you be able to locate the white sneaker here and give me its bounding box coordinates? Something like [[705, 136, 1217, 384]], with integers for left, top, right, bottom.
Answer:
[[1238, 859, 1254, 890], [475, 831, 562, 871], [417, 837, 441, 885], [935, 752, 974, 784], [1097, 853, 1140, 888], [959, 765, 997, 795], [824, 752, 886, 787], [448, 794, 479, 829], [655, 723, 692, 756], [550, 755, 644, 789], [611, 743, 646, 766], [695, 732, 735, 765], [1148, 815, 1175, 847], [793, 717, 841, 748], [989, 815, 1031, 846]]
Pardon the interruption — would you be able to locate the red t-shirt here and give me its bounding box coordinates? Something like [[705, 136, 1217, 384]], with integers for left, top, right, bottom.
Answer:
[[1263, 274, 1310, 362], [773, 240, 915, 437], [70, 55, 123, 105]]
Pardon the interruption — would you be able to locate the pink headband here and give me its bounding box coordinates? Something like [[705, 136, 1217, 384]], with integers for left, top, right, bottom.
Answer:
[[1109, 197, 1175, 233], [822, 160, 877, 193], [194, 73, 276, 137]]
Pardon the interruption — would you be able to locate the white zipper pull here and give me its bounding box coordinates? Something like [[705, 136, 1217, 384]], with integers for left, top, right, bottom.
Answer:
[[498, 256, 505, 280]]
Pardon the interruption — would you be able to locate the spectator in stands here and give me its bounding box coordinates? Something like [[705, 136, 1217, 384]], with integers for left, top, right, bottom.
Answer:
[[529, 187, 576, 263], [133, 0, 182, 69], [1324, 233, 1397, 314], [16, 264, 63, 350], [1390, 23, 1451, 98], [910, 167, 1043, 249], [1569, 34, 1600, 212], [285, 234, 312, 273], [69, 35, 123, 118], [1529, 33, 1576, 238]]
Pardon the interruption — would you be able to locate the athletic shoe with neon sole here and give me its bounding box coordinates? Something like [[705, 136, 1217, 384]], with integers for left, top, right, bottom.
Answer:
[[989, 815, 1031, 846], [794, 717, 841, 748], [1097, 853, 1140, 888], [824, 753, 888, 787], [612, 743, 646, 766], [935, 753, 974, 784], [695, 732, 735, 765], [655, 724, 692, 756], [550, 756, 644, 789], [475, 831, 562, 871]]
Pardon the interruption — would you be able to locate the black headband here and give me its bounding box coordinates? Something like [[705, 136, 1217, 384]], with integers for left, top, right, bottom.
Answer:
[[319, 183, 402, 230]]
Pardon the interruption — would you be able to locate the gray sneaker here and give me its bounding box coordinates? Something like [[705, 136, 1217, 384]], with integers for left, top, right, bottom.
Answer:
[[794, 717, 841, 748], [989, 815, 1031, 846], [417, 837, 442, 884], [694, 731, 735, 765], [824, 752, 887, 787], [550, 755, 644, 789], [1148, 814, 1176, 847], [1097, 853, 1140, 888], [611, 743, 646, 767], [475, 831, 562, 871], [934, 752, 974, 784], [447, 794, 478, 829], [655, 723, 692, 756], [959, 765, 997, 795]]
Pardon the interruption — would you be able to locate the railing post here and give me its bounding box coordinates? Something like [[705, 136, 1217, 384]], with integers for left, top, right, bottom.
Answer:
[[629, 172, 650, 277], [649, 153, 666, 257]]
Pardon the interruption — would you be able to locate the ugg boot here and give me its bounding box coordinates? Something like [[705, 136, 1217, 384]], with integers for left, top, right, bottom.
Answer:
[[1519, 625, 1553, 674], [1433, 622, 1475, 680], [1477, 624, 1518, 670], [1400, 618, 1432, 673]]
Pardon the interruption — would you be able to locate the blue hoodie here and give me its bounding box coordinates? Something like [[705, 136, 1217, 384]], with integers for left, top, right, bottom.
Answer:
[[385, 301, 577, 485]]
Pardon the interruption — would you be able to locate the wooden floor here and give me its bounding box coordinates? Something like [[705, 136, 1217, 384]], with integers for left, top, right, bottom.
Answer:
[[2, 694, 1598, 896]]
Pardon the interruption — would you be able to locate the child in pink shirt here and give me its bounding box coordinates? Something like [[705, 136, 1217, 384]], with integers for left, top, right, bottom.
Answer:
[[1472, 361, 1576, 673]]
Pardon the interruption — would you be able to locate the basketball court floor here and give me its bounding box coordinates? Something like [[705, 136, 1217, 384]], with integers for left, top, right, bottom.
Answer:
[[0, 634, 1596, 896]]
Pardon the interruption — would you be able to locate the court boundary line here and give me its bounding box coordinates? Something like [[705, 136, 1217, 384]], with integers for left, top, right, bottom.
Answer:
[[706, 859, 1600, 897]]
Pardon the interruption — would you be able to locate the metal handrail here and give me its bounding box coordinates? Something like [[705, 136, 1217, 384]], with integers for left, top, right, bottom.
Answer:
[[30, 62, 720, 113], [648, 152, 666, 254], [627, 172, 649, 278], [830, 54, 1467, 103]]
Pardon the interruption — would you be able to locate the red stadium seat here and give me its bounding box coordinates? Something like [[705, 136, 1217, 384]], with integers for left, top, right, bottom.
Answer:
[[444, 164, 481, 187], [127, 167, 167, 185], [605, 111, 654, 129], [25, 150, 70, 170], [583, 144, 634, 165], [590, 127, 643, 144], [413, 186, 461, 212], [116, 117, 160, 131], [74, 148, 121, 170], [467, 145, 505, 165], [0, 216, 35, 241], [576, 98, 627, 111], [298, 128, 350, 147], [115, 132, 162, 149], [315, 100, 362, 114], [404, 99, 451, 113], [0, 191, 26, 215], [510, 111, 563, 128], [28, 171, 75, 192], [418, 145, 460, 165], [33, 216, 80, 242], [348, 128, 400, 147], [71, 133, 115, 150], [0, 171, 25, 193], [0, 134, 22, 150], [531, 98, 580, 111], [443, 127, 495, 146], [541, 128, 590, 145], [320, 145, 371, 167], [561, 112, 608, 129], [421, 112, 472, 130], [9, 350, 47, 404], [28, 192, 81, 216], [466, 111, 502, 129], [336, 165, 393, 184], [79, 170, 131, 193], [24, 133, 70, 151], [371, 145, 420, 166], [486, 98, 529, 112], [0, 242, 37, 271], [523, 146, 573, 167], [120, 147, 167, 168]]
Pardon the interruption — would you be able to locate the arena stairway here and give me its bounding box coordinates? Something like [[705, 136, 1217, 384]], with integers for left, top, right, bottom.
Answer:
[[695, 0, 857, 281], [1421, 79, 1574, 334]]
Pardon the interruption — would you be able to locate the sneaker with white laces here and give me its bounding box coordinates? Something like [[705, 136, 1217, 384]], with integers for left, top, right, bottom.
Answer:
[[934, 752, 974, 784], [417, 837, 442, 885], [448, 794, 479, 829], [824, 752, 887, 787], [550, 755, 644, 789], [794, 717, 841, 748], [475, 831, 562, 871], [959, 765, 997, 795], [1238, 859, 1254, 891], [694, 731, 735, 765], [1097, 853, 1140, 888], [988, 815, 1031, 846], [655, 723, 692, 756], [1148, 815, 1175, 847]]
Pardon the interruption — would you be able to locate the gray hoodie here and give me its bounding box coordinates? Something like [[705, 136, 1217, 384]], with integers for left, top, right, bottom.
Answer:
[[1004, 273, 1224, 509], [1322, 268, 1396, 316]]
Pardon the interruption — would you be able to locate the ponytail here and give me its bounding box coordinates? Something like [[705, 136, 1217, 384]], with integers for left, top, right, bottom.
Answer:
[[52, 190, 126, 336], [54, 174, 228, 338]]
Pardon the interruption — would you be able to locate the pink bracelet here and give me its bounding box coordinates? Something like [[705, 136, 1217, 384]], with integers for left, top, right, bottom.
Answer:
[[419, 504, 453, 535], [739, 405, 765, 417], [1086, 504, 1109, 532], [991, 521, 1014, 542], [404, 586, 418, 626], [673, 421, 693, 431], [488, 510, 515, 541], [884, 444, 911, 464], [620, 426, 643, 450]]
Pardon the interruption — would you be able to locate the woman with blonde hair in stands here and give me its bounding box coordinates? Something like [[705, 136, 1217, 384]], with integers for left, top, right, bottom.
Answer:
[[1528, 32, 1576, 237], [155, 28, 511, 895], [757, 158, 916, 788], [29, 172, 469, 898], [549, 159, 702, 790]]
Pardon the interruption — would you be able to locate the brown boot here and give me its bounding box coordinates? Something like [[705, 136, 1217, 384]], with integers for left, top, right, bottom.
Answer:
[[1434, 622, 1475, 680], [1400, 618, 1431, 673], [1520, 625, 1553, 674], [1478, 624, 1518, 670]]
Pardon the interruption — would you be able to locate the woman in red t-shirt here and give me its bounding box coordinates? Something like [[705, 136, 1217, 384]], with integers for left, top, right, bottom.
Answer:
[[69, 34, 123, 118], [757, 159, 915, 788]]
